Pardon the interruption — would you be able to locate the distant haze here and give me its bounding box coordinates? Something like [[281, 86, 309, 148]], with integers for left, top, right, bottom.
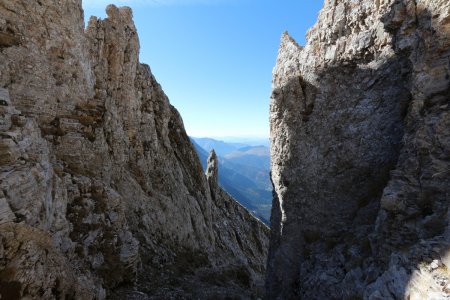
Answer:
[[191, 137, 272, 223], [195, 136, 270, 147]]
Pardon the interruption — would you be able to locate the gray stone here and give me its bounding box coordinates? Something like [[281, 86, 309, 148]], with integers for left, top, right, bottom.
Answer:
[[267, 0, 450, 299], [0, 88, 10, 106], [206, 149, 219, 190], [0, 1, 268, 299], [0, 198, 14, 225]]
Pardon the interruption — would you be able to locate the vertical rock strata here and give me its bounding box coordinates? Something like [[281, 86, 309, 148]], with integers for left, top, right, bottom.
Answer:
[[0, 1, 268, 299], [268, 0, 450, 298]]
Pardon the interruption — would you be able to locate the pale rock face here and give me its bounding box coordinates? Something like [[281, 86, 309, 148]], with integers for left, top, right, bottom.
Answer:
[[206, 150, 219, 189], [0, 1, 268, 299], [268, 0, 450, 299]]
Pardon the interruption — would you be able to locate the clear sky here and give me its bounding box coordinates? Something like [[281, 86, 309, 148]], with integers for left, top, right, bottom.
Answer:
[[83, 0, 323, 138]]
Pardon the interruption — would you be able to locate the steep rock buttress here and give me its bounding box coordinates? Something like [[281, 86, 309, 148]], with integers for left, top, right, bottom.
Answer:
[[268, 0, 450, 299], [0, 1, 268, 299]]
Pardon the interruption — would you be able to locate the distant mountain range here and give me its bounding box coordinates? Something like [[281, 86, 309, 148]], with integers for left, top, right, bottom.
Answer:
[[191, 137, 248, 156], [191, 137, 272, 224]]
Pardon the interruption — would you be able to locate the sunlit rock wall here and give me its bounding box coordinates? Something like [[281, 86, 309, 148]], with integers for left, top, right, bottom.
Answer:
[[0, 1, 268, 298]]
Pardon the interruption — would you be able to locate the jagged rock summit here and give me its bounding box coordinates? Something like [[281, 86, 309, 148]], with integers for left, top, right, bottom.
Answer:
[[206, 149, 219, 185], [268, 0, 449, 299], [0, 1, 268, 299]]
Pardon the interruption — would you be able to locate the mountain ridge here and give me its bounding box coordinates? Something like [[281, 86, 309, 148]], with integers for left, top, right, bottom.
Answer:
[[191, 137, 272, 224], [0, 2, 268, 298]]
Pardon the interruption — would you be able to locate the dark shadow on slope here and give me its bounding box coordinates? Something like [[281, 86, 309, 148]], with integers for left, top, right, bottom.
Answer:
[[267, 3, 450, 298], [366, 3, 450, 298], [267, 54, 412, 299]]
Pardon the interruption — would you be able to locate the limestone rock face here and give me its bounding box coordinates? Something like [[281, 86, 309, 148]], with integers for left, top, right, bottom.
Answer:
[[0, 1, 268, 299], [268, 0, 450, 299], [206, 150, 219, 188]]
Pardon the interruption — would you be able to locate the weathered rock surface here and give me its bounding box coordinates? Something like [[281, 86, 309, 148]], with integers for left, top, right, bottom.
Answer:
[[268, 0, 450, 299], [0, 1, 268, 299]]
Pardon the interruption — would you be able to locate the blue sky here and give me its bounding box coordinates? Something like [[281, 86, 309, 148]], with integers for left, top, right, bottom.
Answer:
[[83, 0, 323, 138]]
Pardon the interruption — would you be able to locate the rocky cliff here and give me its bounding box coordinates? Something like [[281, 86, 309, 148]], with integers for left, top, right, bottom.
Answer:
[[268, 0, 449, 298], [0, 1, 268, 299]]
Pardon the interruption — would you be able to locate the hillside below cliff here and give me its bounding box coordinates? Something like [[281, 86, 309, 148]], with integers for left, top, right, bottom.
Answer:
[[267, 0, 450, 299], [0, 1, 268, 299]]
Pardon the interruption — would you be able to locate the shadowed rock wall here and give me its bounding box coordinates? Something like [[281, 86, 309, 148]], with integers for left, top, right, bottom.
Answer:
[[267, 0, 450, 298]]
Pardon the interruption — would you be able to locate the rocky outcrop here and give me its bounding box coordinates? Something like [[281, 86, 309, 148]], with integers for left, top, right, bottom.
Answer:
[[0, 1, 268, 299], [268, 0, 449, 299]]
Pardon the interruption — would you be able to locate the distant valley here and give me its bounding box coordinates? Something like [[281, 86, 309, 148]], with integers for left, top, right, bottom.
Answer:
[[191, 137, 272, 224]]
